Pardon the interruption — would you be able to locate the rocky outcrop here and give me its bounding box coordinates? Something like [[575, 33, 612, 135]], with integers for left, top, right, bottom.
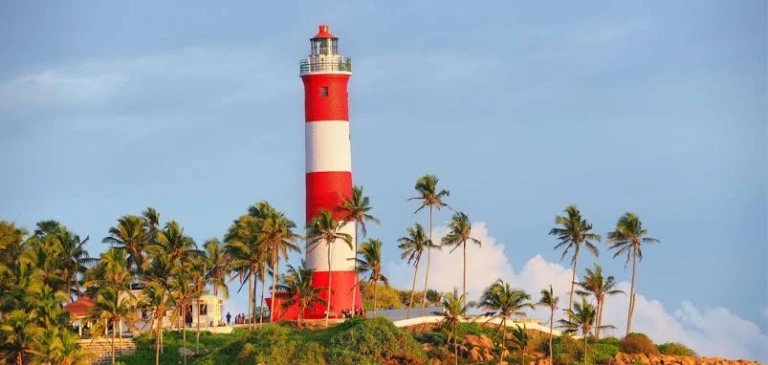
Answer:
[[609, 352, 762, 365]]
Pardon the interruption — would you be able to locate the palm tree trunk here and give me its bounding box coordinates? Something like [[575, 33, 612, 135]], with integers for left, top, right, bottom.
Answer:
[[569, 248, 579, 313], [627, 247, 637, 336], [521, 349, 525, 365], [407, 258, 420, 319], [462, 242, 467, 304], [351, 222, 359, 312], [182, 304, 188, 365], [596, 299, 603, 340], [271, 246, 278, 323], [155, 313, 162, 365], [260, 266, 266, 325], [111, 323, 116, 364], [325, 243, 332, 327], [453, 325, 458, 365], [196, 298, 201, 354], [214, 282, 219, 298], [247, 272, 253, 329], [373, 281, 378, 316], [17, 351, 22, 365], [583, 335, 588, 365], [549, 309, 554, 365], [422, 206, 433, 316], [499, 323, 506, 365]]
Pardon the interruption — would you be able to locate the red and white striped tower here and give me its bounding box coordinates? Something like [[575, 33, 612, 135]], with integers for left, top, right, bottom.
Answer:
[[301, 24, 362, 319]]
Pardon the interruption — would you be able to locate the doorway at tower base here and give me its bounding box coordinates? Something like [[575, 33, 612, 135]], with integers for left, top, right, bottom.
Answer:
[[265, 271, 364, 320]]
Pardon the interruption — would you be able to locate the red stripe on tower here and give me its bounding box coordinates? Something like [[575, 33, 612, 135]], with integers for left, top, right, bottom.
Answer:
[[300, 24, 362, 319]]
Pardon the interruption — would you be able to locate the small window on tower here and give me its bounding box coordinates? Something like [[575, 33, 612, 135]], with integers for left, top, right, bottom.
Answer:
[[321, 86, 329, 97]]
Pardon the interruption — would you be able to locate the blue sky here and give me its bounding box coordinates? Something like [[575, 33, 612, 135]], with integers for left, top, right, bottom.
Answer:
[[1, 0, 766, 358]]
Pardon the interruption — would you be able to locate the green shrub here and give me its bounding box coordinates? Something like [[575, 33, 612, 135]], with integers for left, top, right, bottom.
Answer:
[[599, 337, 620, 346], [619, 333, 659, 355], [657, 342, 696, 356], [588, 342, 619, 365], [327, 317, 426, 364], [551, 336, 582, 365], [414, 330, 448, 345]]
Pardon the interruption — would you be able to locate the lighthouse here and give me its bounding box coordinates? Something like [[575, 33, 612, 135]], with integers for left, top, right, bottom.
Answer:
[[301, 24, 362, 319]]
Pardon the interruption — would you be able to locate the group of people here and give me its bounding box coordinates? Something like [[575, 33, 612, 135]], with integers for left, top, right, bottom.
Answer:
[[340, 307, 364, 319], [225, 312, 249, 325]]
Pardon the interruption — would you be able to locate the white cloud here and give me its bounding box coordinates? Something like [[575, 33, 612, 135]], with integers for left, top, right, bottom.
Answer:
[[387, 222, 768, 362]]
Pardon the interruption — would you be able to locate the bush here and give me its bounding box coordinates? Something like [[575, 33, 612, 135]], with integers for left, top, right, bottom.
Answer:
[[588, 343, 619, 365], [414, 330, 448, 345], [657, 342, 696, 357], [619, 333, 659, 355], [327, 317, 426, 365], [599, 337, 621, 346], [551, 336, 582, 365]]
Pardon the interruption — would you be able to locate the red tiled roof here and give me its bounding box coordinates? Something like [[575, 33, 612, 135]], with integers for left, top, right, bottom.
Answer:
[[64, 297, 96, 317]]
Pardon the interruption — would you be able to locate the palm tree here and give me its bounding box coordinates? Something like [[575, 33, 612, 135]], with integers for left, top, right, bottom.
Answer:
[[478, 279, 533, 365], [155, 221, 200, 270], [306, 209, 353, 327], [203, 238, 230, 299], [169, 272, 194, 365], [103, 215, 150, 274], [409, 174, 450, 316], [397, 223, 435, 318], [90, 286, 138, 365], [35, 327, 92, 365], [507, 325, 530, 365], [189, 256, 208, 354], [84, 248, 132, 291], [141, 281, 172, 365], [425, 289, 443, 307], [354, 239, 388, 316], [575, 263, 624, 339], [0, 309, 43, 365], [224, 214, 265, 328], [251, 203, 300, 323], [442, 211, 481, 302], [337, 186, 380, 313], [548, 205, 601, 312], [558, 297, 614, 365], [276, 260, 325, 327], [537, 285, 559, 365], [436, 288, 473, 365], [56, 227, 95, 302], [607, 212, 660, 335]]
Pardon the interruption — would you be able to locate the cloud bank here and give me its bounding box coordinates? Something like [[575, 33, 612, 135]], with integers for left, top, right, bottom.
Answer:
[[387, 222, 768, 361]]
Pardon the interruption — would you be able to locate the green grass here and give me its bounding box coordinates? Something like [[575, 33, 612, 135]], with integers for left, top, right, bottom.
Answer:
[[116, 328, 247, 365]]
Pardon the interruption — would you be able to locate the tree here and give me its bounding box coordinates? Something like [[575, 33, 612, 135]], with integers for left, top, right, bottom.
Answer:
[[0, 309, 43, 365], [35, 326, 92, 365], [306, 209, 353, 327], [607, 213, 660, 335], [507, 325, 530, 365], [189, 256, 208, 354], [251, 202, 300, 323], [436, 289, 473, 365], [537, 285, 559, 365], [169, 272, 194, 365], [337, 186, 380, 314], [155, 221, 200, 271], [426, 289, 443, 307], [354, 239, 388, 316], [441, 211, 480, 303], [397, 223, 435, 319], [89, 286, 138, 365], [276, 260, 326, 328], [53, 227, 94, 302], [409, 174, 450, 316], [478, 279, 533, 365], [224, 214, 266, 328], [548, 205, 601, 312], [141, 281, 172, 365], [203, 238, 230, 299], [558, 297, 614, 365], [102, 215, 151, 274], [575, 263, 624, 339]]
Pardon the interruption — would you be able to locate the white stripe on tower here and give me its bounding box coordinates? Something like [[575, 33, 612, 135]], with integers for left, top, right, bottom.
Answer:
[[305, 121, 352, 173]]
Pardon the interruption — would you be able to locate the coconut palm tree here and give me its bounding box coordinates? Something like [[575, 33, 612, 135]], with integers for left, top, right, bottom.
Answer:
[[306, 209, 353, 327], [155, 221, 200, 271], [507, 325, 530, 365], [251, 203, 301, 323], [409, 174, 450, 316], [575, 263, 624, 339], [203, 238, 230, 299], [442, 211, 481, 303], [90, 286, 138, 365], [337, 186, 380, 313], [189, 256, 208, 354], [354, 239, 388, 316], [84, 248, 132, 292], [548, 205, 601, 312], [103, 215, 151, 274], [607, 212, 660, 335], [537, 285, 559, 365], [426, 289, 443, 307], [56, 227, 95, 302], [276, 260, 325, 328], [558, 297, 615, 365], [0, 309, 43, 365], [141, 281, 172, 365], [436, 288, 473, 365], [397, 223, 435, 318], [224, 214, 269, 328], [478, 279, 533, 365], [169, 271, 194, 365]]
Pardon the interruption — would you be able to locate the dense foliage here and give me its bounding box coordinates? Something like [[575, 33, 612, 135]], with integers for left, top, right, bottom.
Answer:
[[620, 332, 660, 355], [657, 342, 697, 357]]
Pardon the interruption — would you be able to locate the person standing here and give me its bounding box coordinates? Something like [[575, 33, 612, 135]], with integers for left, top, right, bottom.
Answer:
[[226, 312, 231, 325]]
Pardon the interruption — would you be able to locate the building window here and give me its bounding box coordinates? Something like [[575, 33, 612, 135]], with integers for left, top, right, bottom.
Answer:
[[200, 304, 208, 316], [321, 86, 328, 97]]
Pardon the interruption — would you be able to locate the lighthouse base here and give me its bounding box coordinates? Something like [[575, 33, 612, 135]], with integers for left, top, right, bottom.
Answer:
[[266, 271, 364, 321]]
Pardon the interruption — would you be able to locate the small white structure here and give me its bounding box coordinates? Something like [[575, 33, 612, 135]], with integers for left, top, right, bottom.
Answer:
[[189, 295, 223, 328]]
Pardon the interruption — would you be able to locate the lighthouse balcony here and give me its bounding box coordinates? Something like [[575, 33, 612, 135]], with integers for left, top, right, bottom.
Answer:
[[300, 57, 352, 75]]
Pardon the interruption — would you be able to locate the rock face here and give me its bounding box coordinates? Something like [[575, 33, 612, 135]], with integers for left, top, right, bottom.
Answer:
[[610, 352, 763, 365], [464, 334, 494, 350]]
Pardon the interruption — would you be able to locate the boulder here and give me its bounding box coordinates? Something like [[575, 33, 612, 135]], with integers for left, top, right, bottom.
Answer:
[[464, 334, 494, 350], [469, 348, 483, 362]]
